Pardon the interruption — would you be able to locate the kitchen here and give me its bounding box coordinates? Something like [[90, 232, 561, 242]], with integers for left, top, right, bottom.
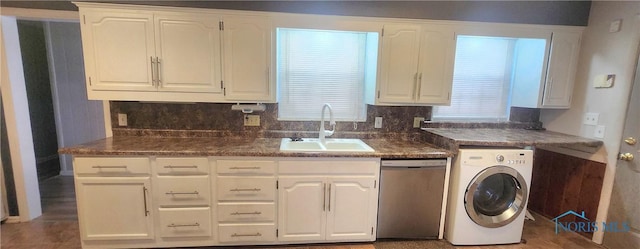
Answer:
[[0, 1, 638, 249]]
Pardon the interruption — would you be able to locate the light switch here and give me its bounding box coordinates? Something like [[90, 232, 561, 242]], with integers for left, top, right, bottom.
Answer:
[[117, 113, 127, 126], [594, 125, 606, 138], [374, 117, 383, 129], [609, 19, 622, 33], [413, 117, 425, 128]]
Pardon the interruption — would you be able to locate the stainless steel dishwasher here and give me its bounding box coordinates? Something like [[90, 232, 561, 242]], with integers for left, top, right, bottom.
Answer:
[[377, 159, 447, 239]]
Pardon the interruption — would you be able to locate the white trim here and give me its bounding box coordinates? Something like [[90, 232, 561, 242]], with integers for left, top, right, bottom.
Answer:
[[59, 170, 74, 176], [103, 100, 112, 138], [438, 157, 452, 240], [4, 216, 21, 223], [0, 7, 79, 20], [0, 16, 42, 221]]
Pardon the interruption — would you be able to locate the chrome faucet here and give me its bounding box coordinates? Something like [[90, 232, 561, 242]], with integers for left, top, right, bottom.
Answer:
[[319, 103, 336, 144]]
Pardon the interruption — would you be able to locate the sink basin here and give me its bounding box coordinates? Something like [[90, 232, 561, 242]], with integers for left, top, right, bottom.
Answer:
[[280, 138, 375, 152]]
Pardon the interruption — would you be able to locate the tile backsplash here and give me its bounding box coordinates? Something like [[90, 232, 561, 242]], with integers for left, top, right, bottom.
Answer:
[[110, 102, 432, 134]]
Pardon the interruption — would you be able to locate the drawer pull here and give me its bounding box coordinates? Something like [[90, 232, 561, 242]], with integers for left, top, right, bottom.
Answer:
[[231, 232, 262, 237], [231, 211, 262, 216], [229, 166, 261, 170], [164, 165, 198, 169], [230, 188, 261, 192], [92, 165, 127, 169], [168, 222, 200, 228], [165, 191, 199, 195]]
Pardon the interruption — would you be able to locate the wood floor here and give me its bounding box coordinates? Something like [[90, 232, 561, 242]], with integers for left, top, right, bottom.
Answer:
[[1, 176, 605, 249]]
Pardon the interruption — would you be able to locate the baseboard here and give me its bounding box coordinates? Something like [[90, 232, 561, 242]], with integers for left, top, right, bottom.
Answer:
[[59, 170, 74, 176], [4, 216, 21, 223]]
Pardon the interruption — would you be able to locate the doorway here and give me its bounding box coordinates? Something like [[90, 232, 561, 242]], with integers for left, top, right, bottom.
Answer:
[[602, 52, 640, 248], [2, 19, 106, 218]]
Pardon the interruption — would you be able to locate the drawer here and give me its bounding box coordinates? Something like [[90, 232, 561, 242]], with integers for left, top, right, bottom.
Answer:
[[159, 207, 211, 238], [217, 177, 275, 201], [74, 157, 149, 176], [217, 203, 275, 223], [156, 157, 209, 175], [218, 224, 276, 243], [217, 160, 276, 175], [157, 176, 211, 206]]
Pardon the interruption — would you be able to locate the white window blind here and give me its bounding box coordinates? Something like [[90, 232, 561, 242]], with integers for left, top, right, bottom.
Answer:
[[433, 36, 515, 120], [277, 28, 368, 121]]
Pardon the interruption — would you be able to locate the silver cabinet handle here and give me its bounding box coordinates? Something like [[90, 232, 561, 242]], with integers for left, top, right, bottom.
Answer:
[[168, 223, 200, 228], [150, 56, 156, 86], [229, 166, 260, 170], [231, 211, 262, 215], [165, 191, 199, 195], [230, 188, 261, 192], [417, 72, 423, 99], [231, 232, 262, 237], [328, 183, 331, 212], [164, 165, 198, 169], [142, 187, 149, 216], [323, 183, 326, 211], [92, 165, 127, 169], [156, 57, 162, 84]]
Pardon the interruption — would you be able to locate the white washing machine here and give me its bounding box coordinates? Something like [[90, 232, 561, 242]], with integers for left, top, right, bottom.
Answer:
[[444, 148, 533, 245]]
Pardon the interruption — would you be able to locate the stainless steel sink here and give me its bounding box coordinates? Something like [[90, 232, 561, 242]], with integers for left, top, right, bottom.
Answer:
[[280, 138, 375, 152]]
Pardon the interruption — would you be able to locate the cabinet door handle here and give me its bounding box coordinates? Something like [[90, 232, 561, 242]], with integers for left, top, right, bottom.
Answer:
[[150, 56, 156, 86], [230, 188, 261, 192], [328, 183, 331, 212], [165, 191, 199, 195], [164, 165, 198, 169], [168, 222, 200, 228], [231, 232, 262, 237], [142, 187, 149, 217], [92, 165, 127, 169], [231, 211, 262, 215], [417, 72, 423, 99], [322, 183, 326, 211], [156, 57, 162, 84], [229, 166, 260, 170]]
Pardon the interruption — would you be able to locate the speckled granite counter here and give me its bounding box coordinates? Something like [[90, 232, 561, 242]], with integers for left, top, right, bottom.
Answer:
[[59, 136, 453, 159], [422, 128, 603, 153]]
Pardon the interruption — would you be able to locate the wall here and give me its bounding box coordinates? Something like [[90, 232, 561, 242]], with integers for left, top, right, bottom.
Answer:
[[540, 1, 640, 244], [0, 1, 591, 26], [16, 20, 60, 180]]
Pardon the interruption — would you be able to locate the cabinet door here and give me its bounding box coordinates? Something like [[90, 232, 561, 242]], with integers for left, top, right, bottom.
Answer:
[[80, 10, 156, 91], [155, 14, 223, 94], [377, 24, 421, 104], [222, 15, 273, 102], [416, 25, 455, 105], [542, 31, 581, 108], [326, 177, 376, 241], [75, 177, 153, 240], [277, 177, 326, 242]]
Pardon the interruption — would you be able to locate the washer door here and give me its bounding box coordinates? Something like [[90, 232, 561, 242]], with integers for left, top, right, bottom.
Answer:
[[464, 165, 528, 228]]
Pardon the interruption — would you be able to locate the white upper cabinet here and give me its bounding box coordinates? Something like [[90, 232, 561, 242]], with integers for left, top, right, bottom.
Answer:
[[77, 3, 274, 103], [542, 31, 581, 108], [373, 23, 455, 105], [81, 10, 156, 92], [222, 15, 273, 102], [155, 13, 222, 93], [511, 30, 581, 109]]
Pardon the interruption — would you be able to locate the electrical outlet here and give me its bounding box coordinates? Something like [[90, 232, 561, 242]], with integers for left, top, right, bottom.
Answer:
[[583, 113, 599, 126], [244, 115, 260, 126], [374, 117, 383, 129], [594, 125, 606, 138], [117, 113, 127, 127], [413, 117, 425, 128]]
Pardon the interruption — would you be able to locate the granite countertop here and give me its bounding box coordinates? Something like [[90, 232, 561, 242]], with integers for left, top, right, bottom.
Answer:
[[59, 136, 454, 159], [422, 128, 603, 153]]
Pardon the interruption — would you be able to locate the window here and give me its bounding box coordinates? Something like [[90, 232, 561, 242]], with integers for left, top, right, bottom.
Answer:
[[433, 35, 546, 121], [276, 28, 378, 121]]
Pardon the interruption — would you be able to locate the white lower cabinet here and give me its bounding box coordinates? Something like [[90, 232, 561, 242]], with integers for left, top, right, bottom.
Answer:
[[73, 156, 380, 248], [277, 159, 380, 243]]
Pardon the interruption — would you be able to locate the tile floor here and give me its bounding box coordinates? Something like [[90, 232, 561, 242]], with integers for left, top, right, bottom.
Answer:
[[1, 176, 605, 249]]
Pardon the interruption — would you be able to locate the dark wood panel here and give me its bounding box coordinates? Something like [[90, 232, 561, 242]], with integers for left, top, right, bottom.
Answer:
[[529, 148, 606, 239]]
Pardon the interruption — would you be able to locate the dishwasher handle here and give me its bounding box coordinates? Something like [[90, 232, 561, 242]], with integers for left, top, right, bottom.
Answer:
[[381, 159, 447, 168]]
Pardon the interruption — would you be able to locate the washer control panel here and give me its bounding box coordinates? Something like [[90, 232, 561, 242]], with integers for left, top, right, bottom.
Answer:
[[496, 153, 528, 165]]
